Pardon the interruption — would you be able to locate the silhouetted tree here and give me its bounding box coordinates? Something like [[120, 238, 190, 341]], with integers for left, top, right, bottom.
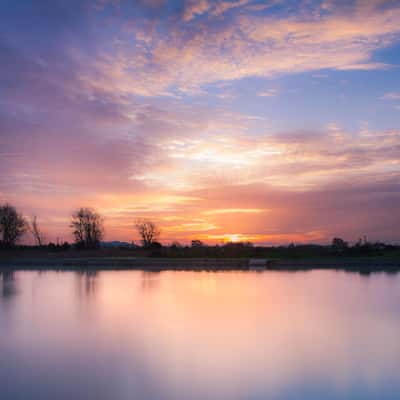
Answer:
[[135, 219, 160, 248], [28, 216, 45, 246], [332, 237, 348, 253], [0, 204, 27, 248], [70, 208, 104, 248], [191, 240, 204, 248]]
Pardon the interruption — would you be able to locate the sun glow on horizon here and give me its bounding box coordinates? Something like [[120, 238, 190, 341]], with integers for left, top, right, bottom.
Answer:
[[227, 234, 241, 243]]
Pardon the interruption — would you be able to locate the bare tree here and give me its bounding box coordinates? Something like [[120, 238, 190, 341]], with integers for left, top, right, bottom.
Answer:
[[135, 219, 161, 248], [28, 216, 46, 246], [0, 204, 27, 248], [70, 208, 104, 248], [332, 237, 348, 253]]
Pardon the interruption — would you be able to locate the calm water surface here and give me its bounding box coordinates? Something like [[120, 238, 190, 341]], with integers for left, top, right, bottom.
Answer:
[[1, 269, 400, 400]]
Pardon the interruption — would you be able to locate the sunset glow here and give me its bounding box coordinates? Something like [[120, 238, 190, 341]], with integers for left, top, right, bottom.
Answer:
[[1, 0, 400, 244]]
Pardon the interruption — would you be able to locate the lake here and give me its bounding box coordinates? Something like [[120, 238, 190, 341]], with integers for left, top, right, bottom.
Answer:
[[1, 269, 400, 400]]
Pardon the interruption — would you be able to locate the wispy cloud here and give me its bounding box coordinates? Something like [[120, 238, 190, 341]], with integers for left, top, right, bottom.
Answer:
[[203, 208, 265, 215], [79, 0, 400, 97], [183, 0, 253, 21], [257, 89, 279, 97], [382, 92, 400, 100]]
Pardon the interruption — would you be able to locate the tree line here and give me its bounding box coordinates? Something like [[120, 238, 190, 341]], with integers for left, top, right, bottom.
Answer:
[[0, 204, 160, 249], [1, 203, 399, 258]]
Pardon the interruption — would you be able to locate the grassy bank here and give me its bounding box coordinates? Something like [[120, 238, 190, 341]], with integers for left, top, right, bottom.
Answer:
[[1, 254, 399, 273]]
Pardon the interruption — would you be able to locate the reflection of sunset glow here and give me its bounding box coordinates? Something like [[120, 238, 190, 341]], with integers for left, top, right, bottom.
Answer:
[[2, 271, 400, 399]]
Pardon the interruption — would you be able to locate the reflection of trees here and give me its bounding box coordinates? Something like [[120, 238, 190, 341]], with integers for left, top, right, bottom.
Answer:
[[76, 270, 98, 300], [1, 270, 18, 300], [141, 271, 161, 292]]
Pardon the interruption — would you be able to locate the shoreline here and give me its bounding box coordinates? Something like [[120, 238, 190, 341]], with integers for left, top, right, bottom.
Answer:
[[1, 256, 399, 272]]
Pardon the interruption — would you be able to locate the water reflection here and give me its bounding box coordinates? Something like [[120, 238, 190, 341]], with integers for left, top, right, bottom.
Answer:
[[140, 271, 161, 292], [0, 270, 18, 300], [0, 270, 399, 400], [75, 270, 98, 300]]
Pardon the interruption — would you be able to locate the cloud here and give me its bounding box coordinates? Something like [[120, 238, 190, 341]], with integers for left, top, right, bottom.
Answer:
[[80, 0, 400, 97], [203, 208, 264, 215], [183, 0, 210, 21], [2, 1, 400, 100], [382, 92, 400, 100], [183, 0, 253, 21], [337, 62, 390, 70], [257, 89, 279, 97], [135, 122, 400, 191]]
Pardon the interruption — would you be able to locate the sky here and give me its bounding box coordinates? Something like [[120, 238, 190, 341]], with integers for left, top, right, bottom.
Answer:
[[1, 0, 400, 245]]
